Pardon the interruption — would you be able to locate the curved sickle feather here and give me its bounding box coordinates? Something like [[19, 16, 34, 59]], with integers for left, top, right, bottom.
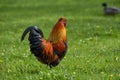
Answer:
[[21, 26, 43, 41]]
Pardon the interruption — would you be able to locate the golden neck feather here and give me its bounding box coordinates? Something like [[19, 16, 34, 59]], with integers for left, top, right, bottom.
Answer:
[[48, 23, 67, 43]]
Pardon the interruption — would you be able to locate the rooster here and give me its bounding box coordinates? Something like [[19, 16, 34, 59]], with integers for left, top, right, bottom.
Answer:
[[21, 18, 67, 68]]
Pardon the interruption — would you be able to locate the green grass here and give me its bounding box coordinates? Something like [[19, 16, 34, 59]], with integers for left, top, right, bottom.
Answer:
[[0, 0, 120, 80]]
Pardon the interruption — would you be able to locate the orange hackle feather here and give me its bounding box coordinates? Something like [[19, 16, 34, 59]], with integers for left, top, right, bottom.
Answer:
[[48, 18, 67, 43], [37, 39, 58, 64]]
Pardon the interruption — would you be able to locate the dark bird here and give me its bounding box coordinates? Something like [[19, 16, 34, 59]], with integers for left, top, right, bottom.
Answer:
[[102, 2, 120, 15], [21, 18, 68, 68]]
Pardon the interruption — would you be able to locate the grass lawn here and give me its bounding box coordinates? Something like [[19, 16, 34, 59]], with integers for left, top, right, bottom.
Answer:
[[0, 0, 120, 80]]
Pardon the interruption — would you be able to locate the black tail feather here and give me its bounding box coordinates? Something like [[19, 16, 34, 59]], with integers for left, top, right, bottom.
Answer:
[[21, 26, 43, 41], [21, 26, 44, 57]]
